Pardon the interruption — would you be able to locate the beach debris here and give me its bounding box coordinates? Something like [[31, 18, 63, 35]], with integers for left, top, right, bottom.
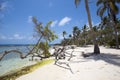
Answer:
[[0, 50, 25, 61], [81, 52, 91, 58]]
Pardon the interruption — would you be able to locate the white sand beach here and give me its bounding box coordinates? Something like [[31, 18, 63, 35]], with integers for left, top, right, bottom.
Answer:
[[16, 45, 120, 80]]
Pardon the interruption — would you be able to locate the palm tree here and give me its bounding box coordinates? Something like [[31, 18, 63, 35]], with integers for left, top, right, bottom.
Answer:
[[28, 17, 58, 57], [97, 0, 120, 49], [62, 31, 69, 46], [99, 16, 113, 45], [82, 25, 88, 46], [73, 26, 79, 36], [75, 0, 100, 54], [73, 26, 79, 45], [63, 31, 67, 40]]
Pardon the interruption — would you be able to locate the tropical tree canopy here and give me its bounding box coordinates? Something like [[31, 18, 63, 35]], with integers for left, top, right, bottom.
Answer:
[[32, 17, 58, 57], [97, 0, 120, 19]]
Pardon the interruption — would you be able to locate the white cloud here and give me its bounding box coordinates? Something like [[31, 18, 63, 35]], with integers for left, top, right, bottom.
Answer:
[[0, 2, 8, 19], [0, 34, 6, 40], [0, 2, 7, 11], [8, 34, 25, 40], [14, 34, 25, 40], [58, 17, 71, 26], [51, 20, 58, 27], [0, 34, 36, 41], [27, 16, 33, 23]]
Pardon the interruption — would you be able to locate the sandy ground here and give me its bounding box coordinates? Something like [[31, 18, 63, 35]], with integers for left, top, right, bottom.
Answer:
[[16, 45, 120, 80]]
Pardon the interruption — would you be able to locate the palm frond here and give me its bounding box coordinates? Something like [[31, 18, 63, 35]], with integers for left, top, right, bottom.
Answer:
[[97, 6, 103, 15], [116, 0, 120, 3], [109, 2, 119, 14], [97, 6, 106, 18], [75, 0, 81, 8], [32, 17, 38, 25], [96, 0, 103, 6]]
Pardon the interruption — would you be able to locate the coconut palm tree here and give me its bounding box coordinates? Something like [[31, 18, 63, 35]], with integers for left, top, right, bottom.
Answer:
[[63, 31, 67, 40], [73, 26, 80, 45], [97, 0, 120, 49], [75, 0, 100, 54], [99, 16, 113, 44], [97, 0, 120, 19], [62, 31, 70, 46], [82, 25, 88, 46], [73, 26, 79, 37]]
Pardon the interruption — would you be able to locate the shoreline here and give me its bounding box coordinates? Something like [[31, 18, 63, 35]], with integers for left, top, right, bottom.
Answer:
[[0, 58, 54, 80], [0, 57, 37, 76], [0, 45, 55, 77]]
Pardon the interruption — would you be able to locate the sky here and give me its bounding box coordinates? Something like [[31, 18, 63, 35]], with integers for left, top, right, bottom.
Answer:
[[0, 0, 108, 44]]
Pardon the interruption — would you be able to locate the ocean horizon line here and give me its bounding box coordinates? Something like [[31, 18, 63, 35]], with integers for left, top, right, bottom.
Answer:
[[0, 44, 35, 46], [0, 43, 58, 46]]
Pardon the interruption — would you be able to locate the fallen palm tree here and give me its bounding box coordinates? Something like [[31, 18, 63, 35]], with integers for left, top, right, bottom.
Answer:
[[0, 17, 58, 61]]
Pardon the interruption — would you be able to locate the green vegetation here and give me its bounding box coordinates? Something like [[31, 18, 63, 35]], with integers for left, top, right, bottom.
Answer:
[[61, 18, 120, 48], [75, 0, 100, 54], [0, 0, 120, 78], [30, 17, 58, 59], [0, 59, 54, 80], [38, 42, 51, 57], [97, 0, 120, 49], [60, 0, 120, 50]]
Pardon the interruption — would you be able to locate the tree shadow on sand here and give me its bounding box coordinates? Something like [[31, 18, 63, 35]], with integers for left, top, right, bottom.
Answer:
[[86, 53, 120, 67], [54, 61, 74, 74]]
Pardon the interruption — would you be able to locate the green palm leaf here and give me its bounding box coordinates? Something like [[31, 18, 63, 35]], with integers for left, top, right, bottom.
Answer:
[[75, 0, 81, 8]]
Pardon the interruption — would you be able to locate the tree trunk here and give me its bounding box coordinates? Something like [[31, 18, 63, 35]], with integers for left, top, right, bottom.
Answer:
[[0, 50, 25, 61], [24, 35, 43, 57], [85, 0, 100, 54], [94, 43, 100, 54], [114, 24, 119, 49]]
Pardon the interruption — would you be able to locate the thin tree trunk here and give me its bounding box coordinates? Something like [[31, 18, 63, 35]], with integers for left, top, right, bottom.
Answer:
[[114, 24, 119, 49], [24, 35, 43, 57], [85, 0, 100, 54], [84, 39, 86, 46], [0, 50, 25, 61]]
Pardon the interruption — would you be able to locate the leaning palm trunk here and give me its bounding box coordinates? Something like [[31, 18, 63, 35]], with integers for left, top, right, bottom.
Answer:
[[24, 35, 43, 57], [85, 0, 100, 54]]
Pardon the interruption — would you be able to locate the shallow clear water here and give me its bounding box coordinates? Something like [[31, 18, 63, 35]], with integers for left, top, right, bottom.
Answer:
[[0, 46, 36, 76]]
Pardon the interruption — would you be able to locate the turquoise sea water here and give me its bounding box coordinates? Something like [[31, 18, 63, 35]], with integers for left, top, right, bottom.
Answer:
[[0, 45, 37, 76]]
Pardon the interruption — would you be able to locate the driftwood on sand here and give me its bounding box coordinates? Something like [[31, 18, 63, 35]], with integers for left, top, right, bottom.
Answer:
[[0, 50, 26, 61]]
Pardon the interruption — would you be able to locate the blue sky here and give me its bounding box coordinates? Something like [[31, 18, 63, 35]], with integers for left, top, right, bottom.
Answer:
[[0, 0, 106, 44]]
